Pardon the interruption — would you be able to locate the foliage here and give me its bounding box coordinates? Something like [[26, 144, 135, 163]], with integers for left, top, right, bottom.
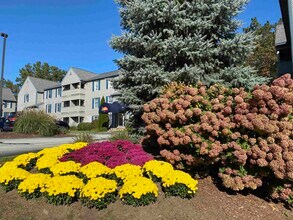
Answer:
[[42, 175, 84, 205], [243, 17, 277, 77], [109, 130, 131, 141], [77, 122, 94, 131], [142, 74, 293, 205], [16, 61, 66, 86], [111, 0, 269, 128], [119, 177, 158, 206], [60, 140, 153, 168], [14, 109, 58, 136], [161, 170, 198, 198], [79, 162, 112, 179], [3, 79, 19, 95], [18, 173, 51, 199], [80, 177, 117, 209], [72, 133, 95, 144], [49, 161, 81, 176], [0, 142, 200, 209], [109, 129, 142, 144], [94, 96, 109, 131], [0, 162, 30, 191], [143, 160, 174, 182]]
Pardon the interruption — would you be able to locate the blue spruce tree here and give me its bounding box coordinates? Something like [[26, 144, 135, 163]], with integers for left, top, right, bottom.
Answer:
[[110, 0, 269, 128]]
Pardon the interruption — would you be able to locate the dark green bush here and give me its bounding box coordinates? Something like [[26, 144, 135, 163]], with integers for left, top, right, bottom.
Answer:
[[77, 122, 94, 131], [14, 110, 58, 136]]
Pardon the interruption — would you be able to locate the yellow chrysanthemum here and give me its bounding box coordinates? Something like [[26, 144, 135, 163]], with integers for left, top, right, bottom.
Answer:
[[161, 170, 198, 193], [36, 155, 60, 170], [119, 177, 158, 199], [12, 153, 39, 166], [80, 177, 117, 200], [50, 161, 81, 176], [143, 160, 174, 179], [113, 164, 143, 181], [0, 166, 30, 185], [79, 162, 112, 179], [18, 173, 51, 194], [41, 175, 84, 197]]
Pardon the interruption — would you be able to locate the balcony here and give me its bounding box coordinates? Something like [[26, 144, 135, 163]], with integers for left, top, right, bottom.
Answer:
[[61, 106, 85, 117], [62, 89, 86, 101]]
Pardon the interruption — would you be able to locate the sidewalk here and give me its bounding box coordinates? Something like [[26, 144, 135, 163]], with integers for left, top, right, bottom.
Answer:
[[0, 133, 111, 156]]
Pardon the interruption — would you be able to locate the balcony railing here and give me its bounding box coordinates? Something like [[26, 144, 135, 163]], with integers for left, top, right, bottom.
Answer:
[[61, 106, 85, 114], [62, 89, 86, 99]]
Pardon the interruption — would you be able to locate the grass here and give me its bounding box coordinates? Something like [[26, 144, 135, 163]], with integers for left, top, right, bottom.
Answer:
[[0, 155, 17, 166]]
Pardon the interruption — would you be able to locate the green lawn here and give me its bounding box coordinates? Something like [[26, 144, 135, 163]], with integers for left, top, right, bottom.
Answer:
[[0, 155, 17, 166]]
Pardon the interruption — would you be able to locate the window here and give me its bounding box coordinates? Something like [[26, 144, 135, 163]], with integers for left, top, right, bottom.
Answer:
[[92, 80, 100, 91], [92, 115, 98, 121], [55, 88, 62, 97], [55, 103, 61, 113], [106, 96, 113, 103], [92, 97, 100, 109], [24, 94, 29, 103], [4, 102, 12, 109], [46, 104, 52, 113]]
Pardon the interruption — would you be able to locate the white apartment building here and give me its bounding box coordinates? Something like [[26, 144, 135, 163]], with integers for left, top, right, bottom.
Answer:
[[17, 76, 60, 111], [18, 67, 120, 126], [2, 88, 17, 117]]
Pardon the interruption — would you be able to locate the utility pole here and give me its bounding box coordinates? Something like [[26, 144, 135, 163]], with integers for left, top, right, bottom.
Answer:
[[0, 32, 8, 117]]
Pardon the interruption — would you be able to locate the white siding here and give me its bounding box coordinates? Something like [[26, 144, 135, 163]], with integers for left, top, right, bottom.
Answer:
[[84, 78, 116, 123], [43, 88, 62, 119], [17, 78, 39, 111], [2, 101, 16, 117]]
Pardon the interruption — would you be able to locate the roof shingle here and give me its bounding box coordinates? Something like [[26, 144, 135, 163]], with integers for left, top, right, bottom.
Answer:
[[2, 88, 16, 102], [28, 76, 60, 92]]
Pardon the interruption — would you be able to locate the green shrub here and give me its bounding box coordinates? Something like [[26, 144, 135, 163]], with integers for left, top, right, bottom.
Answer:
[[14, 110, 58, 136], [77, 122, 93, 131], [142, 74, 293, 205], [109, 130, 130, 141], [72, 133, 94, 143]]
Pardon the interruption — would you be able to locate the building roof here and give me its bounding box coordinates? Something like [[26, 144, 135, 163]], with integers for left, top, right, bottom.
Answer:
[[275, 22, 287, 46], [88, 70, 120, 81], [28, 76, 60, 92], [71, 67, 99, 81], [2, 88, 16, 102]]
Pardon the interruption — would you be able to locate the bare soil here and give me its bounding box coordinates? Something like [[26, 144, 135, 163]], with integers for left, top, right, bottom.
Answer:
[[0, 176, 292, 220]]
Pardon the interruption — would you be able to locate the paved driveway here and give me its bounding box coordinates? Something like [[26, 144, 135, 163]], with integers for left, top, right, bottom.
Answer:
[[0, 133, 111, 156]]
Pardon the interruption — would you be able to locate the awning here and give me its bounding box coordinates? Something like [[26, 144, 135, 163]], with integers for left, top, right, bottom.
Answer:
[[99, 102, 128, 114]]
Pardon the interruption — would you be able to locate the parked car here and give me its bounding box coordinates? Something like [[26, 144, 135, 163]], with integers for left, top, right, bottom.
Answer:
[[56, 120, 70, 129], [2, 119, 14, 132], [7, 113, 16, 122], [0, 117, 5, 132]]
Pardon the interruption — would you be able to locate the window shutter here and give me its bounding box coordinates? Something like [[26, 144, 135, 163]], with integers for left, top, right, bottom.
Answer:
[[98, 97, 101, 107], [92, 98, 94, 109], [98, 80, 100, 90], [92, 81, 94, 92], [106, 96, 108, 103]]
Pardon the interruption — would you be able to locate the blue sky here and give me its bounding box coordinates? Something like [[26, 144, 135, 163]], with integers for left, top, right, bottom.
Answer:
[[0, 0, 281, 82]]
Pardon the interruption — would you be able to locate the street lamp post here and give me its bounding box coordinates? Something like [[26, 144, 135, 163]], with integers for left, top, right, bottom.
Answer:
[[0, 32, 8, 117]]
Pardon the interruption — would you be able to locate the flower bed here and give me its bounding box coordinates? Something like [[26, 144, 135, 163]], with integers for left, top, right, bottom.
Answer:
[[60, 140, 154, 168], [0, 142, 198, 209]]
